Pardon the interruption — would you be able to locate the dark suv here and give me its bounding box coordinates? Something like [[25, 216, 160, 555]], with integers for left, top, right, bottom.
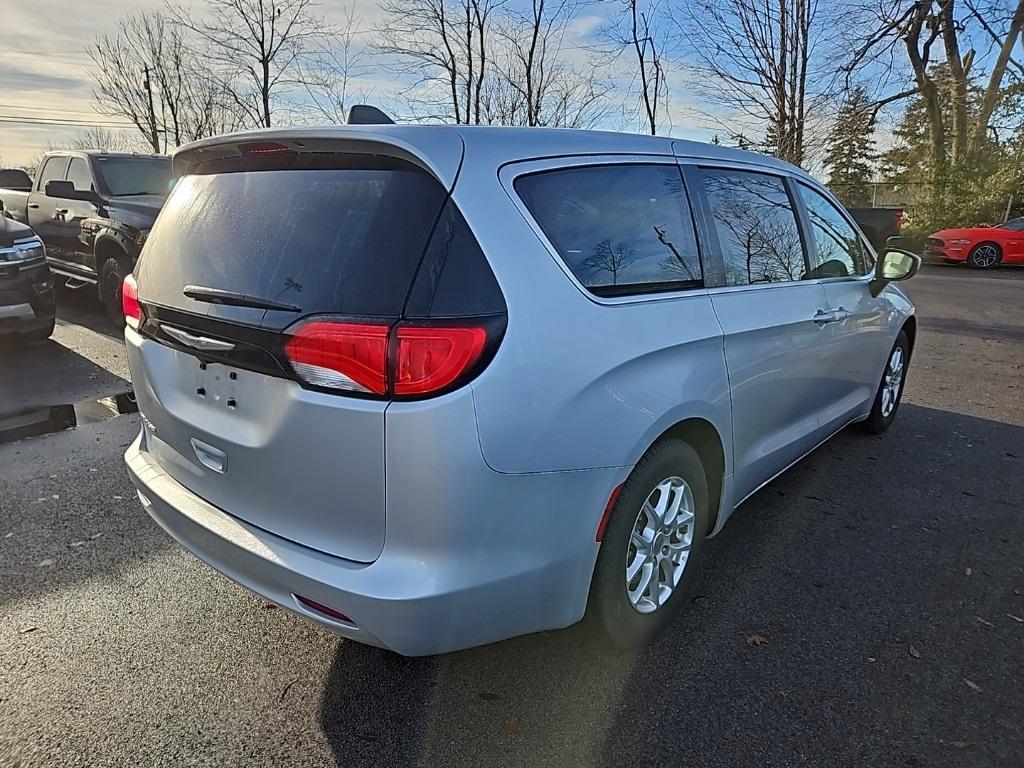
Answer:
[[0, 208, 55, 342]]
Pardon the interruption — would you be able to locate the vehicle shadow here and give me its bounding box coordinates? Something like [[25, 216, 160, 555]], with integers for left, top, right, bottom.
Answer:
[[317, 404, 1024, 768], [53, 281, 123, 341]]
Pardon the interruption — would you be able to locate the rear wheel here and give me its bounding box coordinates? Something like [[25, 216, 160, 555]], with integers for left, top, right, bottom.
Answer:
[[587, 439, 709, 648], [859, 330, 910, 434], [100, 255, 131, 327], [969, 242, 1001, 269]]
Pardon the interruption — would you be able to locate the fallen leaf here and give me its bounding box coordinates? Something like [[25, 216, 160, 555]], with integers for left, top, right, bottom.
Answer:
[[69, 541, 85, 548], [1015, 587, 1023, 596], [37, 559, 54, 567], [908, 645, 921, 659], [4, 532, 12, 539], [976, 616, 995, 628], [963, 678, 982, 694], [951, 741, 975, 750], [279, 678, 300, 702], [867, 657, 876, 663], [965, 567, 972, 576], [745, 633, 769, 647], [505, 718, 522, 736], [50, 494, 59, 500], [1007, 614, 1024, 623], [262, 603, 277, 611], [88, 533, 102, 540], [18, 626, 37, 634], [113, 495, 122, 500]]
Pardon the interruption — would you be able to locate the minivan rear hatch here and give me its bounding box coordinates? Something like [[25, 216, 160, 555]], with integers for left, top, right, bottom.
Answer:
[[129, 138, 460, 562]]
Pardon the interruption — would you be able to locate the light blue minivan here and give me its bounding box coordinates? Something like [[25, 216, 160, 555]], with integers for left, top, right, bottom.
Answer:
[[124, 125, 919, 655]]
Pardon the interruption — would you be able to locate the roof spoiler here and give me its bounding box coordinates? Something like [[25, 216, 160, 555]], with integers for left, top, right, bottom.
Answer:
[[347, 105, 395, 125]]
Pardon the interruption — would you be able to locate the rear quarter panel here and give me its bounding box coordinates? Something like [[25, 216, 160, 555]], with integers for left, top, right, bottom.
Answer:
[[457, 151, 732, 475]]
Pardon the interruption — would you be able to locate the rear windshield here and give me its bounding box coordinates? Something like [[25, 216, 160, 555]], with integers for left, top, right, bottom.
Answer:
[[95, 157, 172, 196], [136, 155, 448, 324]]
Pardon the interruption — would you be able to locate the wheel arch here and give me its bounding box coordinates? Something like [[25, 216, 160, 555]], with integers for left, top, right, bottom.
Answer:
[[93, 235, 132, 300], [649, 418, 726, 537]]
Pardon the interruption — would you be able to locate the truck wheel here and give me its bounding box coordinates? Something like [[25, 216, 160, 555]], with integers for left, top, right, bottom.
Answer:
[[100, 256, 131, 327]]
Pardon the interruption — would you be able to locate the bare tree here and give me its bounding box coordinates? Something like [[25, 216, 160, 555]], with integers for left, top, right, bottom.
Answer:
[[672, 0, 840, 165], [376, 0, 506, 123], [169, 0, 331, 128], [604, 0, 667, 134], [90, 12, 245, 151], [296, 2, 368, 122], [581, 239, 639, 285], [89, 13, 181, 151], [497, 0, 611, 127]]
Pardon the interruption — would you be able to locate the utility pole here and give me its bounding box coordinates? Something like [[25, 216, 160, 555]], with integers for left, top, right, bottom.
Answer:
[[143, 66, 159, 153]]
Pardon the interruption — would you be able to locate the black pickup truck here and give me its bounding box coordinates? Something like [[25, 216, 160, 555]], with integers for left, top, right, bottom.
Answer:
[[848, 207, 907, 252], [0, 151, 171, 323]]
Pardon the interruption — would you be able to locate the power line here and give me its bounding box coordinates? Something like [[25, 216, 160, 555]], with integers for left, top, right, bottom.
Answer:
[[0, 116, 138, 129], [0, 103, 119, 118]]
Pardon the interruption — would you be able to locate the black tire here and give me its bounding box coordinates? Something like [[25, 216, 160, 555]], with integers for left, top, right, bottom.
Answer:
[[859, 330, 910, 434], [19, 319, 55, 344], [100, 255, 131, 327], [587, 439, 709, 648], [969, 242, 1001, 269]]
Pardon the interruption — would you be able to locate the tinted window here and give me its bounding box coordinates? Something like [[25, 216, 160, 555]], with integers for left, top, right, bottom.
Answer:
[[39, 157, 69, 187], [700, 170, 806, 286], [515, 164, 702, 296], [66, 158, 93, 192], [1002, 217, 1024, 231], [797, 183, 868, 277], [137, 155, 448, 327], [406, 200, 506, 318], [0, 169, 32, 190], [95, 157, 172, 196]]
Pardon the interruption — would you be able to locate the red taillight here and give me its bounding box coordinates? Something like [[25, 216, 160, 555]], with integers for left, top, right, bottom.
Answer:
[[284, 321, 390, 395], [239, 141, 290, 155], [122, 273, 141, 330], [283, 320, 490, 398], [895, 210, 906, 230], [294, 595, 354, 625], [394, 326, 487, 396]]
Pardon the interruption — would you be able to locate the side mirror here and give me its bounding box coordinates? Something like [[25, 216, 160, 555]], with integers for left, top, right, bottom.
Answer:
[[884, 235, 904, 248], [870, 248, 921, 297], [44, 180, 101, 204]]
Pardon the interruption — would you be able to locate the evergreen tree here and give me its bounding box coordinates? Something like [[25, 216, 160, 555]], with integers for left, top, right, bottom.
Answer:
[[824, 87, 877, 207]]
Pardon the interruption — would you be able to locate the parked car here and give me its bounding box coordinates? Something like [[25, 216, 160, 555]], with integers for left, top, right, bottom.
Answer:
[[123, 125, 920, 656], [0, 204, 55, 342], [849, 207, 907, 251], [924, 217, 1024, 268], [0, 168, 33, 205], [0, 151, 171, 322]]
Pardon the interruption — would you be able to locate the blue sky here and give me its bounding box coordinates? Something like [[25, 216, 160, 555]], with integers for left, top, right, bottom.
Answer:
[[0, 0, 730, 167]]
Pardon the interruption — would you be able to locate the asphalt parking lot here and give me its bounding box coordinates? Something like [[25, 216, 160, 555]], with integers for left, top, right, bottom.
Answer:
[[1, 265, 1022, 768]]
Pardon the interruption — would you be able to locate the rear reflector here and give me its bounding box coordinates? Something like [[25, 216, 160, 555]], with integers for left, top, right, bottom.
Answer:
[[394, 326, 487, 395], [596, 482, 624, 542], [294, 594, 354, 625], [284, 321, 390, 394], [122, 274, 141, 330]]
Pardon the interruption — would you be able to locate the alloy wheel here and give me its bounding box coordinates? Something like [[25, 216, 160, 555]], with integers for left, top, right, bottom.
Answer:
[[625, 476, 695, 614], [972, 244, 999, 268], [880, 346, 905, 418]]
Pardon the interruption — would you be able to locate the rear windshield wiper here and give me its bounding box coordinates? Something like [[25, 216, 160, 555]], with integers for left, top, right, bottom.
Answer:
[[183, 285, 302, 312]]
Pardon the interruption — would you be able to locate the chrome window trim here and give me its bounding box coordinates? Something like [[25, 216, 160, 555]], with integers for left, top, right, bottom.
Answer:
[[499, 154, 709, 307]]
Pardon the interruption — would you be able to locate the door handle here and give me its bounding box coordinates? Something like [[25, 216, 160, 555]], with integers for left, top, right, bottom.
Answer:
[[813, 309, 838, 325], [27, 203, 39, 209], [832, 306, 851, 322], [56, 208, 69, 215]]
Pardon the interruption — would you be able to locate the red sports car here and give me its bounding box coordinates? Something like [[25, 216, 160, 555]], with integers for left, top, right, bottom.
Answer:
[[924, 217, 1024, 268]]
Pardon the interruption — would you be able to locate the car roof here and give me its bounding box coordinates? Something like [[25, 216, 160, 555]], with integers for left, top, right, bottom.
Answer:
[[173, 124, 809, 183]]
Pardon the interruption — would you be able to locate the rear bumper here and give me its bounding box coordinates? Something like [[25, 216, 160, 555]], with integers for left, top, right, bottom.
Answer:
[[126, 427, 621, 655]]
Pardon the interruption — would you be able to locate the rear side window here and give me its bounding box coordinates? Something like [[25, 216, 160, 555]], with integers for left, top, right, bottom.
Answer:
[[405, 200, 506, 318], [66, 158, 93, 192], [700, 169, 806, 286], [0, 169, 32, 189], [137, 155, 448, 326], [38, 157, 69, 187], [515, 164, 702, 296]]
